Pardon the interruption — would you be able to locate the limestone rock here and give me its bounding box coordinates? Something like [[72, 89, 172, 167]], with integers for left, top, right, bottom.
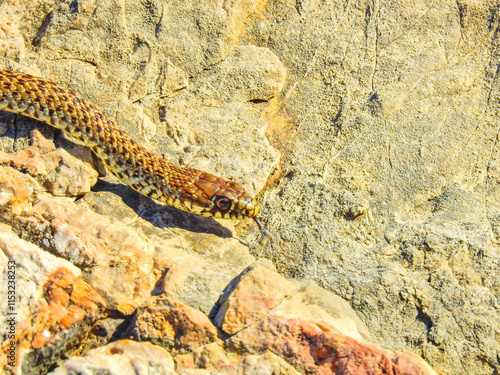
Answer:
[[0, 224, 105, 375], [226, 352, 301, 375], [126, 297, 219, 355], [155, 242, 255, 316], [0, 0, 497, 374], [0, 166, 39, 216], [227, 316, 437, 375], [0, 130, 98, 197], [213, 261, 369, 341], [49, 340, 177, 375], [175, 347, 301, 375], [174, 342, 232, 372], [209, 45, 287, 102], [213, 261, 296, 335]]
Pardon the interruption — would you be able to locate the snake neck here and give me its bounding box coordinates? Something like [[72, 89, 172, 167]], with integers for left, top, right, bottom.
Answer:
[[0, 69, 259, 220]]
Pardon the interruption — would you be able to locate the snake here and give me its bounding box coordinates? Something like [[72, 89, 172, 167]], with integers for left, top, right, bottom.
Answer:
[[0, 68, 263, 230]]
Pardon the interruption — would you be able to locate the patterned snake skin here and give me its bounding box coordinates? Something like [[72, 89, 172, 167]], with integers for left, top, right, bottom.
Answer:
[[0, 69, 261, 225]]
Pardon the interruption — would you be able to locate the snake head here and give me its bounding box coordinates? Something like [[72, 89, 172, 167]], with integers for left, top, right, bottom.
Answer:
[[181, 171, 259, 220]]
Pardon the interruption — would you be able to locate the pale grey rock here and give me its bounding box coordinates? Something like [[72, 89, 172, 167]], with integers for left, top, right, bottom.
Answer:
[[49, 340, 177, 375], [227, 352, 301, 375], [209, 45, 287, 102]]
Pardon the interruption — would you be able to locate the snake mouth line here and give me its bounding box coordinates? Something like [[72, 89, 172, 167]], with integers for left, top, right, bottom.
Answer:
[[253, 216, 266, 237]]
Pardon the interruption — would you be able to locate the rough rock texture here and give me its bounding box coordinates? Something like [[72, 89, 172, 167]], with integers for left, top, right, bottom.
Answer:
[[0, 0, 498, 375], [212, 261, 369, 341], [245, 2, 500, 374], [48, 340, 177, 375], [0, 130, 98, 197], [0, 224, 106, 375], [227, 316, 437, 375], [126, 297, 219, 355], [175, 347, 302, 375]]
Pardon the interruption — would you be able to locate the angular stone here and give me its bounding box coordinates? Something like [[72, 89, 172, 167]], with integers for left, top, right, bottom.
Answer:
[[0, 225, 105, 375], [213, 261, 296, 334], [0, 166, 39, 216], [127, 297, 219, 355], [4, 130, 98, 197], [271, 282, 370, 342], [213, 262, 369, 342], [49, 340, 177, 375], [227, 316, 437, 375], [40, 148, 98, 197]]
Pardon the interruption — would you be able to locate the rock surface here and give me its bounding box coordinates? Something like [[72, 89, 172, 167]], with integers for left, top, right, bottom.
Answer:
[[126, 297, 219, 355], [0, 0, 498, 375], [227, 316, 437, 375], [0, 224, 106, 375], [49, 340, 177, 375]]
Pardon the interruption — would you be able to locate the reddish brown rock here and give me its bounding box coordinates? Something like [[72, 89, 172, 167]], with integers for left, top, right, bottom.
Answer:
[[127, 297, 219, 355], [213, 262, 368, 342], [0, 261, 106, 375], [227, 316, 437, 375]]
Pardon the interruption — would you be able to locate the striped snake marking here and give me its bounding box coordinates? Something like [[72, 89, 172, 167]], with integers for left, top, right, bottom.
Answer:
[[0, 69, 263, 229]]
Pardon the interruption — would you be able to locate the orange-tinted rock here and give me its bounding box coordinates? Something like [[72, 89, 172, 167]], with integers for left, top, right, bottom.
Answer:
[[0, 166, 39, 216], [0, 244, 106, 375], [40, 148, 98, 196], [174, 343, 301, 374], [127, 297, 219, 355], [213, 261, 295, 335], [213, 262, 368, 342], [229, 351, 301, 375], [1, 130, 98, 197], [30, 196, 159, 314]]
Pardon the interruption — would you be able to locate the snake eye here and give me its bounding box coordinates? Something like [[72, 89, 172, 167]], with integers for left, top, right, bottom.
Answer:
[[215, 197, 232, 211]]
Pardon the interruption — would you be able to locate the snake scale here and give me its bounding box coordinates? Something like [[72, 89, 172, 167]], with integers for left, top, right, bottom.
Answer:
[[0, 69, 262, 229]]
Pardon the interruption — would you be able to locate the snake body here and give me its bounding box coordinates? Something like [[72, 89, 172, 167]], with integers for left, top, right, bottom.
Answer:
[[0, 69, 259, 222]]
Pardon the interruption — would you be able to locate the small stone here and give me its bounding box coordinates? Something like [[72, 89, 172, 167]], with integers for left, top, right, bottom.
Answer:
[[0, 166, 39, 216], [127, 297, 219, 355], [41, 148, 98, 197], [49, 340, 177, 375], [0, 225, 105, 375], [213, 262, 297, 335], [226, 316, 438, 375]]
